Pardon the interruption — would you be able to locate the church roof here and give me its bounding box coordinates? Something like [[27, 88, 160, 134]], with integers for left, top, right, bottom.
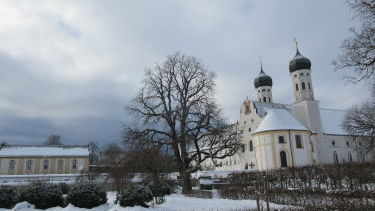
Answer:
[[253, 101, 287, 117], [253, 109, 309, 134], [0, 145, 89, 157], [320, 108, 346, 135]]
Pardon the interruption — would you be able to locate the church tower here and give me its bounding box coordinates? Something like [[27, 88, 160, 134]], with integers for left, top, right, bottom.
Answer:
[[289, 44, 314, 102], [254, 64, 273, 103]]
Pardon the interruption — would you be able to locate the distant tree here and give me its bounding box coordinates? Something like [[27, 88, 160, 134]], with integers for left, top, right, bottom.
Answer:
[[88, 141, 99, 165], [44, 135, 62, 145], [0, 142, 6, 150], [102, 143, 123, 166], [125, 53, 239, 194], [343, 97, 375, 157], [334, 0, 375, 83]]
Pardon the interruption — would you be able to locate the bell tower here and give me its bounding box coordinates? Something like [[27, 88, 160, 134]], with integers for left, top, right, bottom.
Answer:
[[289, 40, 314, 102], [254, 62, 273, 103]]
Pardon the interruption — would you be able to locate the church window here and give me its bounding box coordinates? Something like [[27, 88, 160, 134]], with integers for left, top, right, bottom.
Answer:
[[346, 141, 349, 147], [57, 160, 64, 171], [294, 74, 297, 77], [9, 160, 15, 171], [333, 151, 339, 164], [249, 140, 253, 151], [43, 160, 49, 170], [267, 89, 270, 92], [258, 90, 260, 93], [245, 163, 248, 169], [348, 153, 353, 163], [278, 136, 285, 144], [332, 140, 335, 147], [26, 160, 33, 171], [296, 83, 299, 91], [262, 89, 265, 92], [308, 83, 311, 89], [280, 151, 288, 167], [302, 82, 306, 90], [300, 73, 304, 76], [263, 97, 266, 102], [295, 135, 303, 148], [248, 127, 251, 132]]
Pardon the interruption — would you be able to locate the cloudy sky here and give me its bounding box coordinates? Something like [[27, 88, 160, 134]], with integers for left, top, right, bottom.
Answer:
[[0, 0, 370, 146]]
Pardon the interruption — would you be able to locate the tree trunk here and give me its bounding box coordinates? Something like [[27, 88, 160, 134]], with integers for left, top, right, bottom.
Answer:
[[180, 171, 192, 194]]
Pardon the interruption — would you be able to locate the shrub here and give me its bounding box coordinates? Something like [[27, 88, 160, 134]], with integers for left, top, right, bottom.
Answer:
[[0, 186, 17, 208], [19, 181, 64, 209], [147, 180, 172, 197], [58, 183, 70, 194], [67, 182, 107, 208], [117, 184, 153, 208]]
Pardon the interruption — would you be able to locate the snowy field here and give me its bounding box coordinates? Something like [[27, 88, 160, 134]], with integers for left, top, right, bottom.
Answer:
[[0, 192, 285, 211]]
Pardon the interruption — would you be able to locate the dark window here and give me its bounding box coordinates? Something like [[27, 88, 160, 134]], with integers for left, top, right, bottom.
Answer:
[[333, 151, 339, 164], [245, 163, 248, 169], [296, 83, 299, 91], [280, 151, 288, 167], [294, 74, 297, 77], [249, 141, 253, 151], [263, 97, 266, 102], [267, 89, 270, 92], [302, 82, 306, 90], [308, 83, 311, 89], [43, 160, 49, 170], [307, 73, 309, 75], [262, 89, 265, 92], [346, 141, 349, 147], [248, 127, 251, 132], [258, 90, 260, 93], [348, 153, 353, 163], [279, 136, 285, 144], [332, 140, 335, 146], [72, 159, 77, 169], [295, 135, 303, 148], [300, 73, 304, 75]]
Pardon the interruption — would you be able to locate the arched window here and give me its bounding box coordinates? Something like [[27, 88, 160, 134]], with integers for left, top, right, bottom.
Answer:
[[72, 159, 77, 169], [348, 153, 353, 163], [57, 160, 64, 171], [295, 135, 303, 148], [263, 97, 266, 102], [9, 160, 15, 171], [26, 160, 33, 171], [249, 141, 253, 151], [295, 83, 299, 91], [333, 151, 339, 164], [278, 136, 285, 144], [280, 151, 288, 167], [302, 82, 306, 90], [43, 160, 49, 170]]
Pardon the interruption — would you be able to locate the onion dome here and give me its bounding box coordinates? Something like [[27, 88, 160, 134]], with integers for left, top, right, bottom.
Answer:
[[254, 65, 273, 88], [289, 48, 311, 72]]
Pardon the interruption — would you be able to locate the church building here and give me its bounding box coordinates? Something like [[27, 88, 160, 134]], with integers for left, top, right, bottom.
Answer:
[[208, 44, 370, 171]]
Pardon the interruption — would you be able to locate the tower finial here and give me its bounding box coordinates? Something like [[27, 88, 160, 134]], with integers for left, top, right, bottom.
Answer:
[[259, 56, 264, 73], [293, 38, 300, 54]]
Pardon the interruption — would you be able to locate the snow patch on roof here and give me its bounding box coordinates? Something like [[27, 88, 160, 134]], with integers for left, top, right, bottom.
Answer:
[[320, 108, 347, 135], [253, 109, 309, 134], [252, 101, 287, 117], [0, 145, 89, 157]]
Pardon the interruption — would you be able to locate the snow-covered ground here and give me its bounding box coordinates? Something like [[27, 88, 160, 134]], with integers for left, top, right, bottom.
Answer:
[[0, 191, 285, 211]]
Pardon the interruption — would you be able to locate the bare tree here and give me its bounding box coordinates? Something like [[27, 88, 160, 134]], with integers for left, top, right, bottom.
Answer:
[[44, 134, 63, 145], [334, 0, 375, 83], [88, 141, 100, 165], [125, 53, 239, 193], [343, 98, 375, 157]]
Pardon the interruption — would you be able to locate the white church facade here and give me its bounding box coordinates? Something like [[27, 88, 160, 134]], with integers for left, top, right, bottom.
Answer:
[[207, 46, 370, 172]]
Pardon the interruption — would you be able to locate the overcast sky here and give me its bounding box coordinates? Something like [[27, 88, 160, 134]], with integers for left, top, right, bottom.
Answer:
[[0, 0, 371, 146]]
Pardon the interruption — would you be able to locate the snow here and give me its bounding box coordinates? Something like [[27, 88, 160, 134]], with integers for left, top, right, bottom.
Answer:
[[320, 108, 347, 135], [253, 109, 309, 134], [0, 146, 89, 157], [252, 101, 287, 117], [253, 109, 308, 133], [0, 191, 285, 211]]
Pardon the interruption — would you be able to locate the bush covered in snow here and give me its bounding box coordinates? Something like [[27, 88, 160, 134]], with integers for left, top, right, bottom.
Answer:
[[117, 184, 153, 208], [19, 181, 64, 209], [0, 186, 17, 208], [67, 182, 107, 208], [145, 179, 172, 197]]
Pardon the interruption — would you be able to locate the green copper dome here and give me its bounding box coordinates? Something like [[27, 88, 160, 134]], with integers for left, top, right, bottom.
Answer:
[[254, 66, 272, 88], [289, 49, 311, 72]]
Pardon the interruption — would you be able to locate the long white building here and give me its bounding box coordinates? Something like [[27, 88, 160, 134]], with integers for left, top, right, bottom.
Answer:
[[208, 46, 370, 171]]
